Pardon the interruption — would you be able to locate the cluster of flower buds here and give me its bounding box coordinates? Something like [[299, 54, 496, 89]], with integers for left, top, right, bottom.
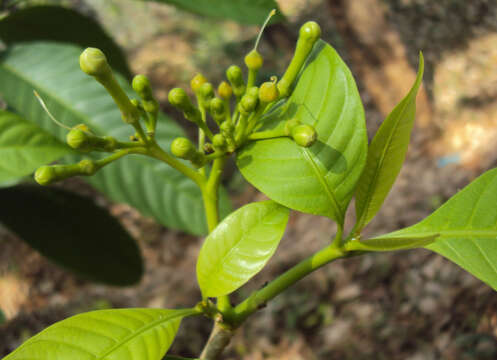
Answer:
[[166, 18, 321, 168], [33, 15, 322, 185]]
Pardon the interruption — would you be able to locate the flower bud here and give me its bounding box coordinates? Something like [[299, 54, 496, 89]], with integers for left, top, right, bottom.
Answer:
[[168, 88, 190, 109], [34, 166, 56, 186], [284, 118, 301, 135], [217, 81, 233, 100], [171, 137, 196, 159], [240, 94, 258, 114], [244, 49, 263, 70], [259, 81, 279, 103], [78, 159, 97, 175], [299, 21, 321, 42], [212, 134, 227, 152], [79, 48, 111, 78], [291, 124, 317, 147], [226, 65, 246, 98], [132, 74, 153, 99], [66, 127, 116, 152], [247, 86, 259, 98], [210, 98, 225, 125], [190, 73, 207, 93], [199, 82, 215, 108]]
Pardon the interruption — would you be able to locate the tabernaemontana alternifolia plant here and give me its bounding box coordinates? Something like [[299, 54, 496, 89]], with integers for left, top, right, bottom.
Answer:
[[3, 11, 497, 360]]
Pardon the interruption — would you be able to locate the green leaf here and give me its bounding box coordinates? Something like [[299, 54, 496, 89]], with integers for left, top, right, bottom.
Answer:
[[237, 41, 367, 226], [147, 0, 284, 25], [0, 110, 69, 183], [0, 5, 132, 79], [354, 53, 424, 232], [0, 41, 230, 236], [3, 308, 196, 360], [344, 233, 438, 252], [373, 168, 497, 291], [197, 201, 289, 297], [0, 308, 5, 325], [0, 185, 143, 285]]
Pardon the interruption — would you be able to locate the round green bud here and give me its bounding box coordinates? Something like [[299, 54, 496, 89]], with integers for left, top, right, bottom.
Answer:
[[78, 159, 97, 175], [200, 82, 214, 99], [259, 81, 279, 103], [191, 73, 207, 93], [66, 128, 90, 151], [244, 49, 263, 70], [35, 166, 56, 186], [79, 48, 111, 78], [171, 137, 196, 159], [132, 75, 153, 98], [226, 65, 244, 86], [299, 21, 321, 42], [284, 118, 301, 135], [291, 124, 317, 147], [210, 98, 224, 116], [168, 88, 190, 109], [220, 120, 234, 134], [217, 81, 233, 100], [212, 134, 227, 151], [240, 94, 258, 114]]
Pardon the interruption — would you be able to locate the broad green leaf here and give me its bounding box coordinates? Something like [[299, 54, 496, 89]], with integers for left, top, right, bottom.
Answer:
[[0, 110, 69, 183], [354, 53, 424, 231], [374, 168, 497, 291], [0, 42, 230, 235], [237, 41, 367, 226], [197, 201, 289, 297], [147, 0, 284, 25], [0, 5, 132, 79], [344, 234, 438, 252], [0, 185, 143, 285], [3, 308, 196, 360]]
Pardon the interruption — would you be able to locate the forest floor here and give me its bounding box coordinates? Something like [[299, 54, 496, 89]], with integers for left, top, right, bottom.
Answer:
[[1, 0, 497, 359]]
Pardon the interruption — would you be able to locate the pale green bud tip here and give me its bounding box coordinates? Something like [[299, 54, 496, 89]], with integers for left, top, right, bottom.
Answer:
[[259, 81, 279, 103], [79, 159, 97, 175], [217, 81, 232, 100], [171, 137, 196, 159], [299, 21, 321, 42], [292, 124, 317, 147], [35, 166, 56, 186], [79, 47, 111, 77], [200, 83, 214, 99], [226, 65, 243, 85], [168, 88, 189, 107], [66, 128, 89, 150], [210, 98, 224, 115], [190, 73, 207, 92], [132, 74, 151, 94], [241, 94, 258, 113], [247, 86, 259, 98], [245, 50, 263, 70]]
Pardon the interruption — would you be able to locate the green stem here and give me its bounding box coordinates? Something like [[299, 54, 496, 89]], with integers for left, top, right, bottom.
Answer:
[[148, 142, 204, 186], [232, 243, 346, 326], [247, 128, 288, 141]]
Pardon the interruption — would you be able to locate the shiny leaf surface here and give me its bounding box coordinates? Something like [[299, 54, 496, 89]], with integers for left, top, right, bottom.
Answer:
[[197, 201, 289, 297]]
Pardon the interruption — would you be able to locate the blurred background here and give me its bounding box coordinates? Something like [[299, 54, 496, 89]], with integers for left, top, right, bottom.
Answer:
[[1, 0, 497, 359]]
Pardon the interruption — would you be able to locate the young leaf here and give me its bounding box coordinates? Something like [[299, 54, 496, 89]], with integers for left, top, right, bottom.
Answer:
[[373, 168, 497, 291], [0, 5, 132, 79], [3, 308, 196, 360], [147, 0, 284, 25], [0, 42, 230, 236], [197, 201, 289, 297], [344, 233, 438, 252], [354, 53, 424, 232], [237, 40, 367, 226], [0, 185, 143, 285], [0, 110, 69, 183]]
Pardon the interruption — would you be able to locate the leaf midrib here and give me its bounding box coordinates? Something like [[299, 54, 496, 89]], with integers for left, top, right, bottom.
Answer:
[[385, 229, 497, 239], [96, 309, 194, 359]]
